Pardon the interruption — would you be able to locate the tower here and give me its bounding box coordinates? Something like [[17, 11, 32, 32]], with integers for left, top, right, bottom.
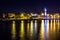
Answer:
[[44, 8, 47, 16]]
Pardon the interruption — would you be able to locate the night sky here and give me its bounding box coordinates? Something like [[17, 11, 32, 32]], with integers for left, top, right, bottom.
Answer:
[[0, 0, 60, 13]]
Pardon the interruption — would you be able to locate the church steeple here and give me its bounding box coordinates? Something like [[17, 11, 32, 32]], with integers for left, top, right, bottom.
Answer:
[[44, 8, 47, 16]]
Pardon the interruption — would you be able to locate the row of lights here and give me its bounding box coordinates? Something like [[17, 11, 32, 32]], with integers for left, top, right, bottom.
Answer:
[[2, 13, 60, 19]]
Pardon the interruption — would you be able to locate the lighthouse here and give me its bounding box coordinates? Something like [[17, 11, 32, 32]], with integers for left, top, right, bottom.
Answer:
[[44, 8, 47, 16]]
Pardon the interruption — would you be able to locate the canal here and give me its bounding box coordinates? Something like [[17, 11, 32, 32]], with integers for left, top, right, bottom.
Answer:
[[0, 20, 60, 40]]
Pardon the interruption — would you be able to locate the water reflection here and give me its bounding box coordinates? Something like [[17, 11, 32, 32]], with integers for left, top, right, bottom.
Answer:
[[50, 20, 53, 32], [27, 20, 30, 36], [27, 20, 37, 40], [40, 20, 44, 40], [44, 20, 49, 40], [27, 20, 30, 40], [19, 20, 24, 40], [30, 20, 33, 37], [1, 19, 60, 40], [53, 20, 56, 32], [39, 20, 49, 40], [11, 21, 16, 40], [57, 20, 59, 30], [34, 20, 37, 33], [39, 19, 60, 40], [33, 20, 37, 40]]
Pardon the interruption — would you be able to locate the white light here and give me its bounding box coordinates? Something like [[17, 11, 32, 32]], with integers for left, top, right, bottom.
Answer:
[[44, 8, 47, 16], [31, 13, 38, 16], [44, 8, 47, 11]]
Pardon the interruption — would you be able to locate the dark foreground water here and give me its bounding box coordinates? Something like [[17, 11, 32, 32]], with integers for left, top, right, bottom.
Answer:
[[0, 20, 60, 40]]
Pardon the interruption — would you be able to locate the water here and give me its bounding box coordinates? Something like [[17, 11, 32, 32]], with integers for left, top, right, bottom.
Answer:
[[0, 20, 60, 40]]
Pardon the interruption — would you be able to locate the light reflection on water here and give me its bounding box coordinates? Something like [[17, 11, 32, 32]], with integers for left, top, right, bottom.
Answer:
[[20, 20, 25, 40], [30, 20, 33, 37], [27, 20, 30, 37], [11, 21, 16, 40], [3, 19, 60, 40], [40, 20, 44, 40], [34, 20, 37, 34], [39, 20, 49, 40], [57, 20, 59, 30]]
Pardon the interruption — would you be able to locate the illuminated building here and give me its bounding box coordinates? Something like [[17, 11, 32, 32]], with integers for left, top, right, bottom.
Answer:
[[30, 13, 38, 19], [44, 8, 47, 16], [8, 13, 15, 18]]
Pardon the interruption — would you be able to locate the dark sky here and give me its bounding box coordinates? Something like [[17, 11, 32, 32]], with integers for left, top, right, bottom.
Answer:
[[0, 0, 60, 13]]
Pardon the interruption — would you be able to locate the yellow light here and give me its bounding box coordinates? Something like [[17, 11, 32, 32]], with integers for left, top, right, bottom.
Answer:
[[53, 20, 56, 32], [20, 13, 25, 19], [47, 14, 49, 16], [11, 21, 16, 39], [58, 15, 59, 18], [20, 20, 24, 38], [8, 13, 15, 18], [39, 20, 44, 40], [21, 13, 24, 17], [50, 15, 53, 18], [27, 21, 29, 31], [39, 20, 49, 40], [57, 20, 59, 30], [30, 20, 33, 37], [54, 15, 55, 19], [3, 13, 6, 18], [41, 13, 44, 15], [50, 20, 52, 31], [27, 20, 30, 36]]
